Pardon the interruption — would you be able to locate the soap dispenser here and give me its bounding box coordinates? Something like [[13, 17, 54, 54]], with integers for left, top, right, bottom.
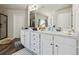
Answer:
[[48, 25, 53, 31]]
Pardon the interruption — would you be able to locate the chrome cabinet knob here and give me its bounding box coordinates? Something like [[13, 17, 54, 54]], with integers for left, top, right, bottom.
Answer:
[[50, 43, 54, 45], [34, 38, 35, 40], [56, 45, 58, 47]]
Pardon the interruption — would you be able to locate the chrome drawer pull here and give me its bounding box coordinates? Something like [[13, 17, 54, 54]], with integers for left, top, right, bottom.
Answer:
[[33, 43, 35, 45], [50, 43, 54, 45], [34, 38, 35, 40], [33, 49, 35, 50]]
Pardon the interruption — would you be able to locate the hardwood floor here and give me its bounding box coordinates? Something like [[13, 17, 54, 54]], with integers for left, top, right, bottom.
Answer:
[[0, 38, 24, 55]]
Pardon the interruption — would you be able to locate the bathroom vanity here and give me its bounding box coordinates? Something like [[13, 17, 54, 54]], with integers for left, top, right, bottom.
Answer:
[[20, 4, 79, 55], [21, 29, 79, 55]]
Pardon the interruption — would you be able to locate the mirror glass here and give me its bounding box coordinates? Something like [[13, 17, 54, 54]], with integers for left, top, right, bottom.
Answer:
[[29, 4, 72, 31]]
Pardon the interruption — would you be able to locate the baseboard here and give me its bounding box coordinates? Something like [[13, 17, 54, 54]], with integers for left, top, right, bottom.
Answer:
[[24, 47, 37, 55]]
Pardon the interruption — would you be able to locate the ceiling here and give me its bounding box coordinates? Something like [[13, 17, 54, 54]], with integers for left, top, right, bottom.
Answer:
[[0, 4, 28, 10], [0, 4, 72, 9], [0, 4, 72, 12], [38, 4, 72, 11], [36, 4, 72, 16]]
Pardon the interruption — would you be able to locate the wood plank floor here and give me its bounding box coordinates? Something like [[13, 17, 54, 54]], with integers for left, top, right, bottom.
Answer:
[[0, 38, 24, 55]]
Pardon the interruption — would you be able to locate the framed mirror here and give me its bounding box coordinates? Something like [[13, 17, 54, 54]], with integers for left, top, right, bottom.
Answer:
[[29, 4, 72, 31]]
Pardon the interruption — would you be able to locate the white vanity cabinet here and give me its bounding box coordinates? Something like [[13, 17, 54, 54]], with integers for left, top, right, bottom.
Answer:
[[21, 30, 25, 46], [54, 36, 77, 55], [40, 33, 54, 55], [30, 32, 40, 54], [21, 30, 30, 49], [21, 30, 78, 55], [24, 30, 30, 49]]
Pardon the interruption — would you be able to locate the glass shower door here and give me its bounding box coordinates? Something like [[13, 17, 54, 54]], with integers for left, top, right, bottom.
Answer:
[[0, 14, 7, 39]]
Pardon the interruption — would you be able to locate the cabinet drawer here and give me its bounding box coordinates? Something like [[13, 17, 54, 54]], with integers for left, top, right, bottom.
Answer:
[[31, 44, 40, 54], [31, 41, 39, 47], [31, 32, 40, 42], [31, 32, 39, 38], [31, 37, 40, 43], [31, 32, 35, 37], [31, 37, 40, 48]]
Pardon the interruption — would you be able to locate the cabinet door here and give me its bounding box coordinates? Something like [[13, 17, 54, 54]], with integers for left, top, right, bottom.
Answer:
[[21, 30, 25, 46], [54, 36, 76, 55], [41, 34, 53, 55], [31, 32, 40, 54], [25, 31, 30, 49]]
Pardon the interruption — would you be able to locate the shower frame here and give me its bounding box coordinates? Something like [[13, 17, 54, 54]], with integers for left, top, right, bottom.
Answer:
[[0, 13, 8, 40]]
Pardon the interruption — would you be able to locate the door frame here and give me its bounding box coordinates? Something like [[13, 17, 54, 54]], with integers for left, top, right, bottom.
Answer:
[[0, 13, 8, 40]]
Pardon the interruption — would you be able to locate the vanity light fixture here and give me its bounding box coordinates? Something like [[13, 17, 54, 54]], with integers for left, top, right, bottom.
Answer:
[[29, 4, 39, 11]]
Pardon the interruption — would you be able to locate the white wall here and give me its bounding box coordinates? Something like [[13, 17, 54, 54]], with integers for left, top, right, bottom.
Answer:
[[73, 4, 79, 32], [7, 10, 14, 38], [72, 5, 76, 30]]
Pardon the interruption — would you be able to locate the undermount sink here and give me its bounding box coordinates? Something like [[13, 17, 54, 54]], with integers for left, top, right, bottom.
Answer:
[[63, 32, 73, 35], [62, 31, 78, 37], [53, 31, 74, 36]]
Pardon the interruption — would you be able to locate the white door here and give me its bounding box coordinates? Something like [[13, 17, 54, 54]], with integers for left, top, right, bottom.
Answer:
[[40, 34, 53, 55], [25, 31, 30, 49], [54, 36, 76, 55], [13, 14, 25, 38]]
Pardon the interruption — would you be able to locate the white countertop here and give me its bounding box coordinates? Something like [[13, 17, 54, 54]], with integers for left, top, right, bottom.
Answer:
[[32, 31, 79, 39], [22, 29, 79, 39]]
